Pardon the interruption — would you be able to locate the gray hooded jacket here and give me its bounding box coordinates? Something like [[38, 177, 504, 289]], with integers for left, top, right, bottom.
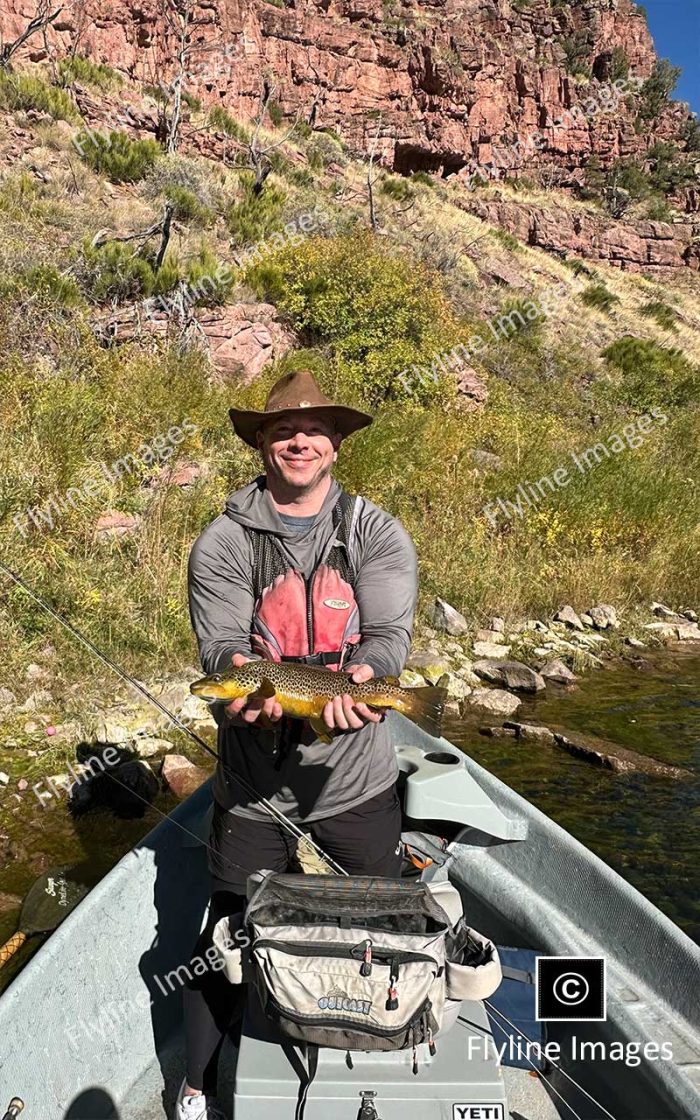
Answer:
[[187, 476, 418, 823]]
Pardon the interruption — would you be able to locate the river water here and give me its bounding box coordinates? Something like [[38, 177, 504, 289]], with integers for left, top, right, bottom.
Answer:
[[450, 647, 700, 942], [1, 649, 698, 993]]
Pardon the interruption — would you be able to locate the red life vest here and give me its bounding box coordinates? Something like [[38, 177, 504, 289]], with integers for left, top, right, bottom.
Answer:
[[244, 490, 361, 672]]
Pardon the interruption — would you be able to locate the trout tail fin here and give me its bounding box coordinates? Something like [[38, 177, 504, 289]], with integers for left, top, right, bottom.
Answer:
[[402, 685, 448, 739]]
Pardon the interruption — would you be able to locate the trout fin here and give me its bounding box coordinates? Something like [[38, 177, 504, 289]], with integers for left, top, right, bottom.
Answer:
[[309, 716, 334, 745], [402, 686, 448, 739], [251, 678, 276, 701]]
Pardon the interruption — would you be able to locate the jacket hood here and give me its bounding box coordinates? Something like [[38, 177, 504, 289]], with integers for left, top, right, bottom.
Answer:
[[224, 475, 342, 542]]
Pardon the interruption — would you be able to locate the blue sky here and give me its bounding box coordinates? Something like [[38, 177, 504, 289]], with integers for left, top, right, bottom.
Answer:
[[643, 0, 699, 113]]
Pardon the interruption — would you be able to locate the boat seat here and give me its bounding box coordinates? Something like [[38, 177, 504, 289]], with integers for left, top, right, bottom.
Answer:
[[395, 742, 528, 841]]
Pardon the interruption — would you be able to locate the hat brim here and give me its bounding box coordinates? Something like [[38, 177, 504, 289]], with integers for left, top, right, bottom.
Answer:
[[229, 404, 373, 448]]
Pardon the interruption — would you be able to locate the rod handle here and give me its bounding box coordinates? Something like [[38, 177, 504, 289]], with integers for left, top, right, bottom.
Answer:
[[0, 932, 27, 968], [2, 1098, 25, 1120]]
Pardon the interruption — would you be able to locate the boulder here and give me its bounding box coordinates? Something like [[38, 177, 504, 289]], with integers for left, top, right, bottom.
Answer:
[[626, 637, 646, 649], [539, 659, 578, 685], [588, 604, 618, 630], [132, 736, 173, 759], [651, 602, 680, 619], [95, 511, 141, 540], [580, 613, 594, 627], [472, 641, 511, 659], [19, 689, 53, 713], [399, 669, 427, 689], [197, 303, 294, 382], [405, 652, 453, 684], [473, 659, 545, 692], [552, 730, 691, 779], [682, 609, 698, 622], [644, 622, 681, 639], [475, 628, 506, 643], [489, 617, 505, 633], [503, 721, 556, 744], [432, 597, 470, 636], [478, 726, 517, 739], [0, 688, 16, 710], [554, 605, 584, 631], [436, 672, 472, 701], [464, 689, 522, 717], [161, 754, 210, 799], [676, 622, 700, 641]]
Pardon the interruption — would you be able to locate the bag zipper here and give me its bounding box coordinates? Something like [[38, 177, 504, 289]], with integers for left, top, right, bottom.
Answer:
[[266, 993, 434, 1038], [254, 937, 440, 968]]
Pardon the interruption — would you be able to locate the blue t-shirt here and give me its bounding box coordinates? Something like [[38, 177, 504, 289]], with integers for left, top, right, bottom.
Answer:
[[278, 512, 318, 535]]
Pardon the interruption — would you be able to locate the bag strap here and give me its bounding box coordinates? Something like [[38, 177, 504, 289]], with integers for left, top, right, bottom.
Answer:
[[294, 1043, 319, 1120]]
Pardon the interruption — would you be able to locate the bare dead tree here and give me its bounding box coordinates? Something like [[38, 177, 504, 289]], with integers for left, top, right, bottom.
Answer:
[[0, 2, 63, 69], [146, 0, 219, 154], [247, 80, 302, 194], [366, 118, 382, 231], [91, 203, 175, 269]]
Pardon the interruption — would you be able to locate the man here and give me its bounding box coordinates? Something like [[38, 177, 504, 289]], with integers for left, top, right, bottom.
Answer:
[[177, 370, 418, 1120]]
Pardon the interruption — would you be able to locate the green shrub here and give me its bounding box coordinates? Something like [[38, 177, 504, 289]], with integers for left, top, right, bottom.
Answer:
[[0, 71, 78, 122], [644, 195, 673, 221], [226, 177, 286, 246], [244, 231, 460, 406], [602, 336, 699, 410], [646, 141, 696, 195], [76, 131, 161, 183], [306, 131, 345, 170], [182, 246, 236, 307], [0, 263, 81, 307], [57, 55, 121, 91], [610, 47, 629, 82], [580, 283, 620, 314], [639, 300, 678, 331], [163, 185, 214, 225], [267, 100, 284, 127], [638, 59, 681, 120], [79, 239, 181, 303], [208, 105, 250, 144], [380, 176, 414, 202], [410, 170, 435, 188], [680, 116, 700, 153], [181, 90, 202, 112], [561, 31, 591, 77], [492, 228, 521, 252]]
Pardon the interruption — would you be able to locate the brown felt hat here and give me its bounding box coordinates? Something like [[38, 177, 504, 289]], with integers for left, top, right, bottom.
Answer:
[[229, 370, 374, 448]]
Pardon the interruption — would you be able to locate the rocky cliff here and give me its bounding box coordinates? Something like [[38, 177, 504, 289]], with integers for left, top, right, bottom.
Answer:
[[1, 0, 694, 181]]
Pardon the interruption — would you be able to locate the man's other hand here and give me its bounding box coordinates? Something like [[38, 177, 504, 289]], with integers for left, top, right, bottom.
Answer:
[[321, 663, 384, 733], [224, 653, 284, 729]]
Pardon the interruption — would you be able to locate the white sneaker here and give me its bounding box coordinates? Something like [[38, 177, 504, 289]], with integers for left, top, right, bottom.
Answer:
[[174, 1078, 228, 1120]]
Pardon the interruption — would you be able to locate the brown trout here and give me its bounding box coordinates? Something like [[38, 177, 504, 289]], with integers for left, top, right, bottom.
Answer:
[[190, 660, 447, 743]]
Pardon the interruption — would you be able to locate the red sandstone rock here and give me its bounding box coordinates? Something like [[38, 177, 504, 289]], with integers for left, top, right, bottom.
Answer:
[[161, 753, 210, 799]]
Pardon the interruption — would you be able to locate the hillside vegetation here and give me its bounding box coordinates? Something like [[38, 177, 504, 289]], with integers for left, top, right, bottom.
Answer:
[[0, 57, 699, 700]]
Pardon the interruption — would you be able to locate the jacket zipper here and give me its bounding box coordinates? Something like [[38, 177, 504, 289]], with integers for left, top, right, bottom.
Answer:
[[305, 569, 315, 657]]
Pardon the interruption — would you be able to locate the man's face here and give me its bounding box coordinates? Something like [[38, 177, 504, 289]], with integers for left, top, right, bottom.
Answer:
[[257, 412, 342, 493]]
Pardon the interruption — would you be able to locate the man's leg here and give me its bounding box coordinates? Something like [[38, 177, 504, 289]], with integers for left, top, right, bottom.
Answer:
[[309, 783, 403, 877], [182, 805, 295, 1098]]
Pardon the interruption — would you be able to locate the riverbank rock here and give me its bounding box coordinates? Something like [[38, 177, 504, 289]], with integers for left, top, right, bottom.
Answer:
[[0, 688, 16, 711], [588, 604, 619, 630], [472, 640, 511, 659], [405, 652, 453, 684], [539, 659, 578, 685], [463, 689, 522, 717], [554, 606, 584, 631], [95, 511, 141, 540], [473, 660, 545, 693], [503, 722, 556, 744], [436, 672, 472, 701], [644, 620, 700, 641], [552, 730, 690, 779], [161, 754, 210, 799], [432, 598, 470, 637], [132, 736, 173, 759]]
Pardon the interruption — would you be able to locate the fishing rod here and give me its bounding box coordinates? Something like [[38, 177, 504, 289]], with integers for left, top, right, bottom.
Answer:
[[1, 1100, 24, 1120], [0, 559, 347, 877]]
